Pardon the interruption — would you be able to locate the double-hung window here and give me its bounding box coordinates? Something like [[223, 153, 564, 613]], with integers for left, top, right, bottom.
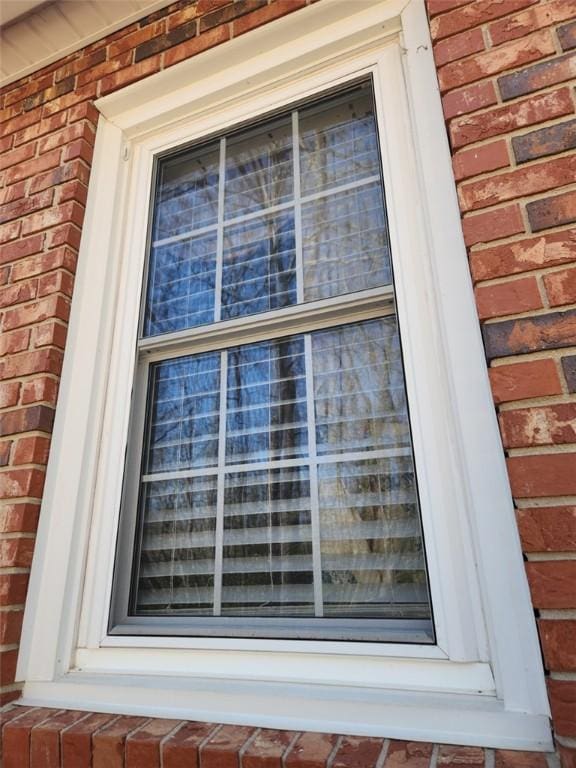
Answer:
[[111, 80, 433, 643], [18, 0, 550, 748]]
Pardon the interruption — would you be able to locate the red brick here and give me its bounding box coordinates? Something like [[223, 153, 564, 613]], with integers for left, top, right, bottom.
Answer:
[[489, 0, 576, 45], [41, 83, 98, 118], [485, 309, 576, 358], [0, 468, 45, 500], [0, 404, 55, 437], [558, 21, 576, 52], [28, 158, 90, 195], [558, 746, 576, 768], [462, 205, 524, 247], [453, 140, 509, 181], [430, 0, 538, 40], [161, 721, 217, 768], [167, 4, 199, 31], [0, 382, 21, 409], [517, 505, 576, 552], [125, 718, 181, 768], [0, 190, 54, 227], [100, 56, 162, 97], [442, 81, 498, 120], [21, 201, 85, 237], [3, 74, 54, 109], [45, 223, 82, 251], [21, 378, 59, 406], [12, 436, 51, 466], [0, 181, 28, 206], [0, 234, 45, 266], [30, 709, 88, 768], [233, 0, 307, 37], [67, 100, 101, 126], [495, 752, 547, 768], [0, 536, 35, 568], [0, 280, 37, 309], [135, 19, 201, 62], [2, 295, 71, 332], [450, 87, 574, 149], [384, 740, 434, 768], [11, 246, 77, 282], [0, 142, 36, 172], [499, 403, 576, 447], [0, 572, 28, 606], [12, 111, 68, 148], [52, 48, 107, 82], [513, 119, 576, 164], [4, 148, 62, 186], [93, 716, 148, 768], [76, 52, 134, 88], [0, 347, 64, 380], [547, 678, 576, 736], [499, 52, 576, 101], [61, 712, 115, 768], [242, 728, 297, 768], [37, 121, 95, 153], [164, 25, 231, 68], [198, 0, 267, 33], [475, 276, 542, 319], [539, 620, 576, 670], [433, 28, 484, 67], [200, 724, 255, 768], [1, 107, 43, 138], [3, 709, 60, 768], [489, 358, 562, 403], [285, 731, 339, 768], [438, 30, 555, 91], [0, 690, 22, 707], [437, 745, 485, 768], [544, 266, 576, 307], [528, 191, 576, 234], [0, 221, 22, 244], [459, 155, 576, 212], [332, 736, 385, 768], [0, 329, 31, 357], [37, 269, 74, 298], [563, 355, 576, 392], [470, 230, 576, 281], [0, 503, 40, 534], [108, 23, 166, 58], [509, 453, 576, 497], [34, 321, 68, 350], [0, 439, 12, 467], [528, 560, 576, 607], [21, 76, 75, 113], [56, 179, 89, 206]]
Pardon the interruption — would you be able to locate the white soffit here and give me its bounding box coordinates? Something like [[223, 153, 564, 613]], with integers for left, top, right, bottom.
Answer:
[[0, 0, 175, 88]]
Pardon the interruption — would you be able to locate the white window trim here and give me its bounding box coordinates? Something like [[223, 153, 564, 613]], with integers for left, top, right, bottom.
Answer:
[[16, 0, 552, 750]]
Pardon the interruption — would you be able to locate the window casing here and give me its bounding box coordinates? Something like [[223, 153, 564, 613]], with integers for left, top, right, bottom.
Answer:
[[17, 0, 551, 749]]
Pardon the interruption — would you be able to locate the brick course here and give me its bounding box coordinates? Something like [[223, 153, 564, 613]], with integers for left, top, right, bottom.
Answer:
[[1, 0, 575, 764]]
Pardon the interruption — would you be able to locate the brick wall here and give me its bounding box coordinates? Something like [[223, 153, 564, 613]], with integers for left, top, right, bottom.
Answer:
[[0, 0, 575, 765]]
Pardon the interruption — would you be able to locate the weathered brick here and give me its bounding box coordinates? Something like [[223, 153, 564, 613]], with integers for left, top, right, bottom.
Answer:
[[1, 106, 43, 137], [30, 709, 89, 768], [163, 24, 231, 67], [12, 110, 68, 148], [2, 294, 71, 332], [513, 119, 576, 164], [56, 179, 89, 206], [200, 724, 255, 768], [12, 435, 51, 465], [453, 139, 509, 181], [544, 266, 576, 307], [0, 649, 19, 687], [11, 246, 77, 282], [0, 536, 35, 567], [242, 728, 297, 768], [548, 678, 576, 736], [199, 0, 267, 33], [135, 20, 198, 62], [0, 221, 21, 245], [438, 745, 485, 768], [38, 120, 96, 154], [0, 405, 54, 437], [233, 0, 307, 37], [442, 81, 497, 120], [0, 189, 54, 227], [475, 276, 542, 319], [462, 205, 524, 247], [0, 572, 28, 606], [489, 0, 576, 46], [167, 4, 199, 31], [0, 347, 64, 382], [22, 76, 75, 112], [539, 619, 576, 670], [470, 230, 576, 281], [450, 87, 574, 149], [438, 30, 555, 92], [0, 467, 45, 499], [483, 309, 576, 358], [518, 505, 576, 553], [125, 718, 180, 768], [161, 721, 217, 768], [563, 355, 576, 392], [2, 708, 60, 768], [61, 712, 116, 768], [41, 83, 98, 118], [0, 609, 24, 645], [431, 0, 538, 39], [499, 403, 576, 447], [0, 328, 31, 357], [92, 716, 149, 768], [0, 440, 11, 467], [0, 382, 21, 409], [29, 158, 90, 195], [332, 736, 385, 768], [433, 28, 484, 67], [509, 453, 576, 498], [285, 731, 339, 767], [0, 142, 36, 172], [76, 52, 133, 88], [3, 74, 54, 108], [100, 56, 162, 96], [558, 20, 576, 52], [66, 100, 100, 127], [21, 201, 85, 237], [499, 52, 576, 100], [495, 751, 548, 768], [489, 358, 562, 403], [107, 22, 165, 58], [459, 155, 576, 212], [527, 191, 576, 234], [45, 223, 82, 251], [0, 233, 45, 266], [53, 48, 107, 82], [0, 181, 27, 206], [558, 745, 576, 768], [0, 502, 40, 534], [384, 740, 434, 768]]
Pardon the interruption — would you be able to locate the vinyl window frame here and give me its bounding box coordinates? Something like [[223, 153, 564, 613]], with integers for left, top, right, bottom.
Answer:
[[17, 0, 551, 749]]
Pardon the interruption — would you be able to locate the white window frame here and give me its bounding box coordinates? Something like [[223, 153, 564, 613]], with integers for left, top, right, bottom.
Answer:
[[17, 0, 552, 750]]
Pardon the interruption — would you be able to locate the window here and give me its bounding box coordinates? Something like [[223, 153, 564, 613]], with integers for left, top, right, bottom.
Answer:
[[111, 82, 433, 642], [18, 0, 550, 748]]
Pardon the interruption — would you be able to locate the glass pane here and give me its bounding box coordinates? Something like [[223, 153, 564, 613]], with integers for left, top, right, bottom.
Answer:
[[318, 458, 428, 619], [312, 318, 410, 455], [299, 86, 381, 195], [221, 211, 296, 319], [135, 475, 218, 614], [226, 336, 308, 463], [225, 116, 293, 218], [302, 183, 391, 301], [145, 353, 221, 473], [221, 466, 314, 616]]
